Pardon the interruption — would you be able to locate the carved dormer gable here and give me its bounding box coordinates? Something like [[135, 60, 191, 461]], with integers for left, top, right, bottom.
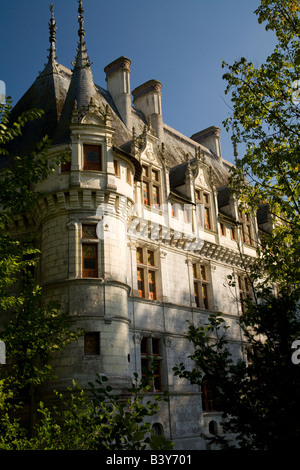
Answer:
[[132, 122, 164, 169], [71, 98, 111, 128], [194, 148, 213, 193]]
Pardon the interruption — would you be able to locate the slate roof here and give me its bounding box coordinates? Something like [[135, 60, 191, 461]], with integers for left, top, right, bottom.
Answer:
[[5, 3, 233, 198]]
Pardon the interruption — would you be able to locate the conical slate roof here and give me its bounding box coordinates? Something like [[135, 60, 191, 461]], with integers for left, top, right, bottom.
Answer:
[[53, 0, 101, 145]]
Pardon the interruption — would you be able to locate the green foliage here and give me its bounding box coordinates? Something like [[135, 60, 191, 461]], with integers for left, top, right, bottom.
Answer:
[[174, 1, 300, 449], [0, 99, 79, 425], [174, 294, 300, 450], [0, 374, 173, 450], [222, 0, 300, 293]]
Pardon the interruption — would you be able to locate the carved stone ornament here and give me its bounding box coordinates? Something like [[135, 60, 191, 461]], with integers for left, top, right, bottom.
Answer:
[[81, 113, 103, 125]]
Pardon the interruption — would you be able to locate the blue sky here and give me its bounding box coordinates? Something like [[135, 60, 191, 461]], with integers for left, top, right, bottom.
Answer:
[[0, 0, 277, 164]]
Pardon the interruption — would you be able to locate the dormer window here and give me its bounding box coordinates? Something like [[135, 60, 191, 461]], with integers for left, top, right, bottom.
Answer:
[[240, 212, 253, 246], [83, 144, 102, 171], [195, 189, 212, 230], [142, 164, 161, 209]]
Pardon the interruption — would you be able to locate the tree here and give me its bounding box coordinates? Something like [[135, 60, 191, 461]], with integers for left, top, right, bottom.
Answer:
[[0, 373, 173, 450], [0, 99, 78, 426], [174, 0, 300, 449], [222, 0, 300, 294], [174, 294, 300, 450]]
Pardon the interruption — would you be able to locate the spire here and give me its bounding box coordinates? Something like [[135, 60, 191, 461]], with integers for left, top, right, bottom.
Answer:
[[73, 0, 91, 69], [53, 0, 99, 144], [48, 4, 57, 65]]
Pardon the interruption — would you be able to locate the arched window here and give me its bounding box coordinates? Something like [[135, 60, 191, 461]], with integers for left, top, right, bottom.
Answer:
[[152, 422, 164, 436], [208, 420, 218, 435]]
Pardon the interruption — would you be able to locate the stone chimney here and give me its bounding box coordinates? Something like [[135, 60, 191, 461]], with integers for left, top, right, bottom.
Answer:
[[191, 126, 222, 161], [132, 79, 163, 141], [104, 56, 132, 130]]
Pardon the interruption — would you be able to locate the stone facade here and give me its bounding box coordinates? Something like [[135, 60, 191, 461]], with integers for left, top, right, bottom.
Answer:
[[5, 2, 262, 450]]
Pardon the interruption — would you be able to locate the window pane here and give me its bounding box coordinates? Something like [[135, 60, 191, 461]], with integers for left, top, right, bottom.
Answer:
[[204, 207, 211, 229], [141, 337, 148, 356], [83, 244, 97, 257], [136, 247, 143, 264], [137, 268, 145, 298], [147, 250, 155, 266], [152, 169, 159, 182], [84, 145, 101, 171], [86, 150, 99, 162], [152, 185, 160, 208], [204, 193, 209, 204], [142, 165, 148, 178], [200, 265, 206, 280], [82, 244, 98, 277], [194, 281, 200, 307], [114, 159, 119, 176], [152, 338, 160, 356], [192, 263, 198, 279], [142, 182, 150, 205], [84, 332, 100, 355], [82, 224, 97, 239], [202, 284, 208, 309], [195, 189, 201, 201], [148, 270, 156, 300]]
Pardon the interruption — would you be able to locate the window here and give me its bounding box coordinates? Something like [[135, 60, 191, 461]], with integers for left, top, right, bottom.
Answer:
[[113, 159, 120, 177], [220, 222, 225, 236], [238, 275, 251, 313], [136, 247, 158, 300], [195, 189, 212, 229], [83, 144, 102, 171], [208, 420, 218, 435], [241, 212, 253, 246], [82, 224, 98, 278], [142, 165, 161, 209], [141, 337, 163, 392], [127, 166, 132, 185], [84, 332, 100, 355], [202, 380, 218, 412], [193, 263, 210, 309], [61, 156, 71, 173], [203, 193, 212, 230], [230, 226, 236, 240]]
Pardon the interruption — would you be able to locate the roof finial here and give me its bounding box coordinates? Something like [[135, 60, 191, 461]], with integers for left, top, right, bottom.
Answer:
[[78, 0, 85, 44], [48, 3, 57, 63], [73, 0, 91, 69]]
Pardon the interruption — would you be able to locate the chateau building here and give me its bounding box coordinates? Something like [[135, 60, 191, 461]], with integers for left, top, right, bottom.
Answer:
[[5, 2, 264, 450]]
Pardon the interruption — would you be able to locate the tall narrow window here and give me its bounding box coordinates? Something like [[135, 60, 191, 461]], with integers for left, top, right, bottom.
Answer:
[[127, 166, 132, 185], [83, 144, 102, 171], [195, 189, 202, 226], [142, 164, 161, 209], [136, 247, 158, 300], [82, 224, 98, 278], [202, 380, 218, 412], [220, 222, 225, 236], [114, 159, 120, 177], [84, 332, 100, 355], [195, 189, 212, 229], [238, 275, 251, 313], [241, 212, 253, 246], [203, 193, 211, 230], [61, 155, 71, 173], [193, 263, 210, 309], [141, 337, 163, 392]]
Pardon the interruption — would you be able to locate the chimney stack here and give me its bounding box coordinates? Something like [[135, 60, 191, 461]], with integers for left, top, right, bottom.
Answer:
[[132, 79, 163, 141], [104, 56, 132, 130], [191, 126, 222, 161]]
